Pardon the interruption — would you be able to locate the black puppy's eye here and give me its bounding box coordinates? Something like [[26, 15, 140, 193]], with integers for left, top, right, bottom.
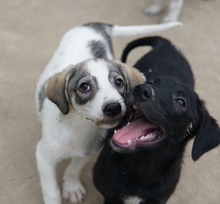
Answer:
[[79, 82, 91, 92], [115, 78, 124, 88], [175, 99, 186, 108]]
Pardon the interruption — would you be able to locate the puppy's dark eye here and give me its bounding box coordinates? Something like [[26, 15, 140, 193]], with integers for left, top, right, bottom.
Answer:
[[175, 99, 186, 108], [79, 82, 91, 92], [115, 78, 124, 88]]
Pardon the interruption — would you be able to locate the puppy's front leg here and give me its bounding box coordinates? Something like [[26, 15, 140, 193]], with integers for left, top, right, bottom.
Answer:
[[62, 155, 91, 203], [36, 140, 62, 204]]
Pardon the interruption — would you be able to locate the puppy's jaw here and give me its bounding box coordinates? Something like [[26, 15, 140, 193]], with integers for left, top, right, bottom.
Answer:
[[86, 117, 122, 128]]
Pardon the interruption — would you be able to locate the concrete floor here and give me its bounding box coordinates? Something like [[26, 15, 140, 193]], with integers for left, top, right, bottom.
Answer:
[[0, 0, 220, 203]]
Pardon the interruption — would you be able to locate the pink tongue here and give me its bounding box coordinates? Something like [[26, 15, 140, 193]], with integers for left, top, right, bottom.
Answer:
[[113, 118, 156, 144]]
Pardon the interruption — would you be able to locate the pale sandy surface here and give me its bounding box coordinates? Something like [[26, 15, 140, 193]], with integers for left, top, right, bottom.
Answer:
[[0, 0, 220, 204]]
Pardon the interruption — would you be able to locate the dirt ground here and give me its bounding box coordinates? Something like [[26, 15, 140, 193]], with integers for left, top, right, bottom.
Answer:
[[0, 0, 220, 204]]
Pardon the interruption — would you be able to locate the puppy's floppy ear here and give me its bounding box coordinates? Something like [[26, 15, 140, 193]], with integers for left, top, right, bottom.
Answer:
[[192, 100, 220, 161], [120, 63, 146, 93], [45, 65, 76, 115]]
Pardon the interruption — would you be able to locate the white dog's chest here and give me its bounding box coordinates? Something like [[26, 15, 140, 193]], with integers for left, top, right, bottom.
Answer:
[[44, 127, 106, 159], [56, 141, 99, 158], [43, 107, 107, 158], [61, 131, 104, 157]]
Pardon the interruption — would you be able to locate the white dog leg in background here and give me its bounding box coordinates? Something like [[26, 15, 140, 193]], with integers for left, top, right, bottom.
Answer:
[[144, 0, 165, 16], [62, 155, 91, 203], [36, 141, 62, 204], [145, 0, 184, 24], [161, 0, 184, 23]]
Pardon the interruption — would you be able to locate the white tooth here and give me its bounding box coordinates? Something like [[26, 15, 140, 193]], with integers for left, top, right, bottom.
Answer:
[[114, 130, 117, 134], [127, 122, 130, 126], [128, 140, 132, 144], [145, 133, 153, 139]]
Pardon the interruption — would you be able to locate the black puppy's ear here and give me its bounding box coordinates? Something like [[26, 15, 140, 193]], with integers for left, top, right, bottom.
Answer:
[[192, 100, 220, 161]]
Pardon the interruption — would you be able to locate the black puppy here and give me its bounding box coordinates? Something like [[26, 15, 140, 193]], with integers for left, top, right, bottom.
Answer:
[[93, 37, 220, 204]]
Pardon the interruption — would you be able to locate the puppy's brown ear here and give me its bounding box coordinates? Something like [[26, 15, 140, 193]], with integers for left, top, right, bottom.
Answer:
[[192, 100, 220, 161], [120, 63, 146, 93], [45, 66, 75, 115]]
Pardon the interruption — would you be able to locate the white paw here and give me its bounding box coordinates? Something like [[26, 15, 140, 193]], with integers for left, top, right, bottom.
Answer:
[[62, 178, 86, 203], [144, 4, 163, 16]]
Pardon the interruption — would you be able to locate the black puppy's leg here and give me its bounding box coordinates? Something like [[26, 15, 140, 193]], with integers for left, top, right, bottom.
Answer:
[[104, 198, 124, 204]]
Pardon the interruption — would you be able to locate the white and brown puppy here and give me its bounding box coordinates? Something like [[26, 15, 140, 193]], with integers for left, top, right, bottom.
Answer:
[[35, 22, 181, 204]]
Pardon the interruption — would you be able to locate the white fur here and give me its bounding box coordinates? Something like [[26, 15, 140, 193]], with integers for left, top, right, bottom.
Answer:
[[110, 21, 182, 36], [124, 197, 143, 204], [35, 22, 181, 204]]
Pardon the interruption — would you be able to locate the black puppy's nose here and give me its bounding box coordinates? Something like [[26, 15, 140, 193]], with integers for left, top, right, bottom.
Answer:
[[103, 102, 121, 117], [134, 85, 152, 100]]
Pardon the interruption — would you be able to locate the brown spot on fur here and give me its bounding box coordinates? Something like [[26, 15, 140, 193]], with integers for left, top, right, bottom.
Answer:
[[120, 62, 146, 93], [45, 65, 76, 114]]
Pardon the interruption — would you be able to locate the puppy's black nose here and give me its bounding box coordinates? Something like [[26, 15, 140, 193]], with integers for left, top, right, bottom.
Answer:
[[103, 102, 121, 117], [134, 85, 152, 100]]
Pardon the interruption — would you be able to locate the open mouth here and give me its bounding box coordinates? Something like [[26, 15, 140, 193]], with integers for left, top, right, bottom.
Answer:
[[111, 106, 165, 150]]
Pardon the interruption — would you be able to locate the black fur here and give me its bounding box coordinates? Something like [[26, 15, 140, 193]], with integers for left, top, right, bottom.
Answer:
[[121, 36, 194, 88], [93, 37, 220, 204], [88, 40, 108, 59], [84, 22, 114, 56], [38, 81, 47, 112]]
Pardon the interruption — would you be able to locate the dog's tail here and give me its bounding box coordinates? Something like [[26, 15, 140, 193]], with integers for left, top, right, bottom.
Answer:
[[109, 21, 182, 37], [121, 36, 167, 63], [84, 22, 182, 38]]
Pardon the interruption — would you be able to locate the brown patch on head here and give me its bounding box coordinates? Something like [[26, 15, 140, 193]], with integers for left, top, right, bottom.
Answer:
[[45, 65, 77, 114], [119, 62, 146, 94], [105, 60, 145, 96]]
